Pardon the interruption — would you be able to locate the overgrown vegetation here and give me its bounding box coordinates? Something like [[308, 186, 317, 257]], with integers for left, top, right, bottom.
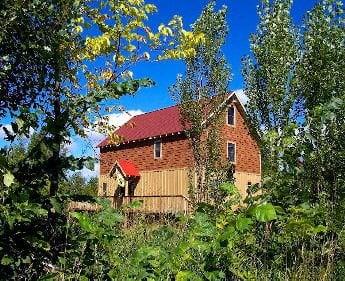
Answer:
[[0, 0, 344, 280], [170, 2, 232, 205]]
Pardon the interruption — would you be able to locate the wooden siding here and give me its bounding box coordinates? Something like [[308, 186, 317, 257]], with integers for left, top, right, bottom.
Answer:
[[98, 175, 117, 196], [98, 169, 261, 213], [135, 168, 190, 196], [234, 171, 261, 198], [122, 195, 191, 214], [98, 168, 191, 213]]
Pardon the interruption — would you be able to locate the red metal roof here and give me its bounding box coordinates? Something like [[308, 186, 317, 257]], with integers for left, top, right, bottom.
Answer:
[[97, 92, 243, 148], [117, 159, 140, 177], [97, 105, 184, 147]]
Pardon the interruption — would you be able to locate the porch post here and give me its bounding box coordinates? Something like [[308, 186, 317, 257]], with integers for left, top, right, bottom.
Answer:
[[125, 179, 129, 197]]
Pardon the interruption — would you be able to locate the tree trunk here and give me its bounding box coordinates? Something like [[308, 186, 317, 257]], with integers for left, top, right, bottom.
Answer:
[[49, 95, 62, 197]]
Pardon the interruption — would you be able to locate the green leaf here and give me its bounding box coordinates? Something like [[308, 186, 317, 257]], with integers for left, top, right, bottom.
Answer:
[[176, 271, 202, 281], [3, 171, 15, 187], [126, 199, 143, 209], [219, 181, 237, 195], [205, 271, 225, 280], [38, 273, 59, 281], [236, 216, 253, 232], [253, 203, 277, 222], [1, 255, 13, 265], [70, 212, 97, 233], [84, 158, 95, 170], [50, 197, 62, 214]]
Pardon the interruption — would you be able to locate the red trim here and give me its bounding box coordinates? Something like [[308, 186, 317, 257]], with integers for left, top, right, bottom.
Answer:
[[117, 159, 140, 178]]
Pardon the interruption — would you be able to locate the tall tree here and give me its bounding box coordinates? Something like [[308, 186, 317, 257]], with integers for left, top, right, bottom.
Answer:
[[170, 2, 232, 204], [297, 0, 345, 209], [0, 0, 205, 278], [0, 0, 64, 117], [242, 0, 299, 174]]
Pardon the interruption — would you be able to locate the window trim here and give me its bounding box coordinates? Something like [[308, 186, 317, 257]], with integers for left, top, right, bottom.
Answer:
[[227, 141, 236, 163], [226, 105, 236, 127], [153, 140, 162, 159], [102, 182, 107, 196]]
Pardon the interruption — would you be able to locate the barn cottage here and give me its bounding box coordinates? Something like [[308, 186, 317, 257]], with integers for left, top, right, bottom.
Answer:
[[97, 92, 261, 213]]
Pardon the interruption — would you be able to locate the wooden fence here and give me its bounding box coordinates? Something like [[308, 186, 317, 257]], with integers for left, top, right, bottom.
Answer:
[[67, 201, 101, 212]]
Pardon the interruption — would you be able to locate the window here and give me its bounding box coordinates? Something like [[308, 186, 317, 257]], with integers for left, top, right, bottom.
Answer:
[[102, 183, 107, 195], [227, 142, 236, 163], [154, 140, 162, 159], [227, 105, 235, 126]]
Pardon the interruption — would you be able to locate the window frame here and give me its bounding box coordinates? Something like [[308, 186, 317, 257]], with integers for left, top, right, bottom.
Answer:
[[102, 182, 107, 196], [227, 141, 236, 163], [153, 139, 162, 159], [226, 105, 236, 126]]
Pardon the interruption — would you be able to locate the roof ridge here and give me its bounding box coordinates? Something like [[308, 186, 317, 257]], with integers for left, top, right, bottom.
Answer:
[[115, 104, 178, 132], [133, 103, 178, 117]]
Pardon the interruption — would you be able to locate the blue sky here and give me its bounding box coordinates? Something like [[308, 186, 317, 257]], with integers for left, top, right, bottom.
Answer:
[[0, 0, 318, 177], [117, 0, 317, 112]]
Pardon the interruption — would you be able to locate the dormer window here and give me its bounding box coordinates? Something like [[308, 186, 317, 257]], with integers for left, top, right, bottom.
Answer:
[[154, 140, 162, 159], [227, 105, 235, 126]]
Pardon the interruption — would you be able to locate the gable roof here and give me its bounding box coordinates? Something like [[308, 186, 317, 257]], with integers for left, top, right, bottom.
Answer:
[[109, 159, 140, 178], [97, 92, 245, 148]]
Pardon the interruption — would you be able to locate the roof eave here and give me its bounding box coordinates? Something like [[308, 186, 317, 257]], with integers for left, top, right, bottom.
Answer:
[[99, 130, 185, 149]]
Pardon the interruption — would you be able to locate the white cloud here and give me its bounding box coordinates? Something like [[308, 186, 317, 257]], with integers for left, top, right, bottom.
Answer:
[[65, 109, 145, 155], [64, 109, 145, 179], [106, 109, 144, 127], [81, 162, 100, 179], [85, 130, 105, 146], [233, 89, 249, 105]]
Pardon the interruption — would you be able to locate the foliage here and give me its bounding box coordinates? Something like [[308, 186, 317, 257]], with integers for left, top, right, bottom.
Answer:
[[170, 2, 232, 205], [0, 0, 202, 278], [0, 0, 344, 279], [60, 173, 98, 197]]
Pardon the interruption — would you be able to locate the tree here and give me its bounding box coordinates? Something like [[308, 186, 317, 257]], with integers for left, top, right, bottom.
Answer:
[[0, 0, 205, 278], [242, 0, 299, 175], [296, 0, 345, 219], [170, 2, 232, 204], [0, 0, 65, 117], [242, 0, 345, 275], [60, 173, 98, 197]]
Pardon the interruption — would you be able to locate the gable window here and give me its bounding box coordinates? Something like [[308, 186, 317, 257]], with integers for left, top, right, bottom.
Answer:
[[154, 140, 162, 159], [227, 142, 236, 163], [227, 105, 235, 126], [102, 183, 107, 196]]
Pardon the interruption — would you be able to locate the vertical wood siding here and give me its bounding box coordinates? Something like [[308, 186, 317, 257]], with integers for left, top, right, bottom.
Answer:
[[98, 168, 191, 213], [135, 168, 189, 196], [98, 169, 260, 213], [234, 171, 261, 198]]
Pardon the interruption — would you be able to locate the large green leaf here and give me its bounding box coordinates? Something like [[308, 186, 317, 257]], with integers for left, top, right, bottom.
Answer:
[[236, 216, 253, 232], [253, 203, 277, 222]]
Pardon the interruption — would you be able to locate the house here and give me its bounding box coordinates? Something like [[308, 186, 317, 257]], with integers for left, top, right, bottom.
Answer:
[[97, 92, 261, 213]]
